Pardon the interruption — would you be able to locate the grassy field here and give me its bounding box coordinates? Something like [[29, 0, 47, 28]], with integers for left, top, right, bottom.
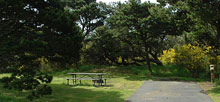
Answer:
[[0, 66, 146, 102], [0, 75, 144, 102], [0, 65, 219, 102]]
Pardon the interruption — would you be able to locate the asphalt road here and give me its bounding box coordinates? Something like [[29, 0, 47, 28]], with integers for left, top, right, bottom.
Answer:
[[126, 81, 213, 102]]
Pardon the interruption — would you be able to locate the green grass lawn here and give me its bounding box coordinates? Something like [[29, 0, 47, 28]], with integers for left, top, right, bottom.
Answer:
[[0, 64, 219, 102], [0, 67, 145, 102], [208, 86, 220, 102], [34, 77, 143, 102]]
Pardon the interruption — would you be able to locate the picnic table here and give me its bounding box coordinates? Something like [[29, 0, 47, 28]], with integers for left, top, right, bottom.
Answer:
[[66, 73, 107, 86]]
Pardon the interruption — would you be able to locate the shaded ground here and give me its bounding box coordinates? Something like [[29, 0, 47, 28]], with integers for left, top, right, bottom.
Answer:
[[126, 81, 213, 102]]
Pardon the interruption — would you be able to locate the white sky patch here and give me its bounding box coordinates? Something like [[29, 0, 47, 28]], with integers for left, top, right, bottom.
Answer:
[[97, 0, 158, 4]]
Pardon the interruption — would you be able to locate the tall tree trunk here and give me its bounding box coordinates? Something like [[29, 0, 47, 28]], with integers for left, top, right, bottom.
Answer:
[[215, 49, 219, 72], [140, 31, 153, 74], [146, 52, 153, 74], [149, 51, 163, 66]]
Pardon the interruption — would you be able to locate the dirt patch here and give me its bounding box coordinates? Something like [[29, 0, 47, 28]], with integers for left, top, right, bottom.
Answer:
[[198, 82, 216, 92]]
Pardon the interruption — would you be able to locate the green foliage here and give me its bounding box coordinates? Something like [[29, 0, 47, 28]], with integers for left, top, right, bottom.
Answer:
[[0, 0, 82, 101], [151, 64, 191, 77], [215, 79, 220, 86], [174, 44, 210, 77], [0, 0, 83, 70], [49, 65, 103, 76], [207, 86, 220, 102], [77, 65, 101, 72], [83, 0, 187, 72], [37, 57, 54, 73], [159, 43, 211, 77], [82, 26, 122, 65], [28, 85, 52, 100], [0, 66, 53, 100], [161, 0, 220, 60], [65, 0, 111, 39], [1, 0, 220, 100], [116, 65, 148, 75]]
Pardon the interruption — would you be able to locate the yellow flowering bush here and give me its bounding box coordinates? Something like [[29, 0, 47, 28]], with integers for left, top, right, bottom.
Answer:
[[159, 43, 211, 77], [159, 49, 176, 65]]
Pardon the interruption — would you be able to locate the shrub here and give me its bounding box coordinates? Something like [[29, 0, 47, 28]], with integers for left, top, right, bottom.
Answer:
[[159, 49, 176, 65], [159, 43, 211, 77], [0, 65, 53, 101]]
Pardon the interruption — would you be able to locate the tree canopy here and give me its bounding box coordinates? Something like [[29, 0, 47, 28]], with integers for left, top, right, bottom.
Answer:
[[84, 0, 188, 73], [1, 0, 220, 100], [0, 0, 82, 100]]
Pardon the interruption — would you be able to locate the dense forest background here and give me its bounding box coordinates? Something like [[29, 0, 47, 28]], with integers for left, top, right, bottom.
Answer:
[[0, 0, 220, 100]]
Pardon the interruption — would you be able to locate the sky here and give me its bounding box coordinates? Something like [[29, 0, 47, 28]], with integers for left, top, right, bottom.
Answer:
[[96, 0, 158, 4]]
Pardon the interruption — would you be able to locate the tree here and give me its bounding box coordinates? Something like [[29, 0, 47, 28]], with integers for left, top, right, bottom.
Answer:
[[188, 0, 220, 72], [82, 26, 122, 65], [160, 0, 220, 72], [159, 43, 211, 77], [65, 0, 112, 40], [0, 0, 82, 100], [83, 0, 185, 73], [105, 0, 182, 73]]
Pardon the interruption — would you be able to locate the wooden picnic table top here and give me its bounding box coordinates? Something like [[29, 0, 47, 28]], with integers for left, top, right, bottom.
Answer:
[[67, 73, 106, 75]]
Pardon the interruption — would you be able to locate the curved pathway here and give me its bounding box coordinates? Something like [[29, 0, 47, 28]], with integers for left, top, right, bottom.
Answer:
[[126, 81, 213, 102]]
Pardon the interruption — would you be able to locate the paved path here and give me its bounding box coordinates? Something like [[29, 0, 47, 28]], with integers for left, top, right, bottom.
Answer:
[[126, 81, 213, 102]]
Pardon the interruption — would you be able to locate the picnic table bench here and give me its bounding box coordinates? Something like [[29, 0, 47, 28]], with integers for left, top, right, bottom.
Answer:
[[66, 73, 108, 86]]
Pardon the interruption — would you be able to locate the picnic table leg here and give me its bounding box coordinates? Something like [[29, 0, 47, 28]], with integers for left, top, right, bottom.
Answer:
[[98, 75, 103, 86], [98, 75, 101, 86], [93, 80, 95, 86], [72, 75, 74, 85], [101, 75, 103, 86], [73, 74, 77, 85], [104, 79, 106, 86], [67, 79, 69, 85], [75, 74, 77, 85]]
